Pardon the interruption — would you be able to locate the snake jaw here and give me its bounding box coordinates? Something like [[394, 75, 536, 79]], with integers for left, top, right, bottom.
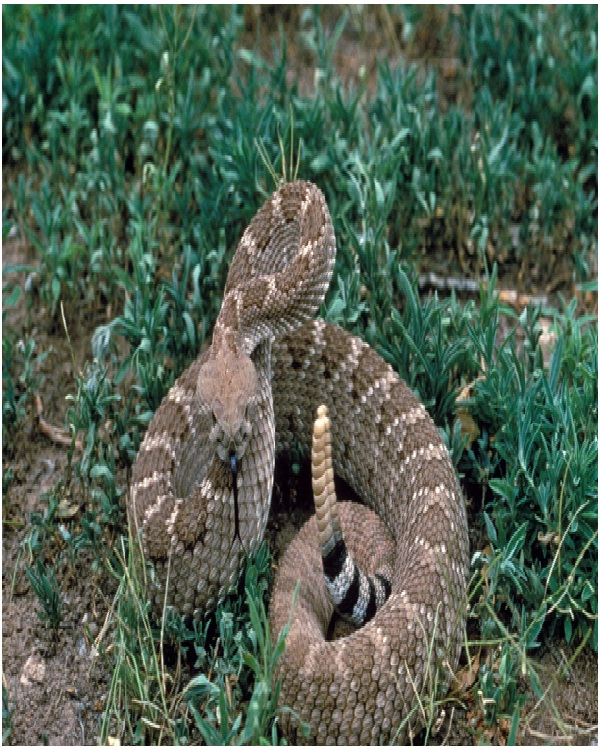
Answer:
[[209, 411, 254, 463]]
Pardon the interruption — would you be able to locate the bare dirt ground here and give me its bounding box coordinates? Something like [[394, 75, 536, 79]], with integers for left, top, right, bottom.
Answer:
[[2, 233, 118, 744], [2, 7, 598, 746]]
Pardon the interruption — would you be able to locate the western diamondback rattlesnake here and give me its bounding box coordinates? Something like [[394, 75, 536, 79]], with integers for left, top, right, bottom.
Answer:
[[129, 180, 470, 744]]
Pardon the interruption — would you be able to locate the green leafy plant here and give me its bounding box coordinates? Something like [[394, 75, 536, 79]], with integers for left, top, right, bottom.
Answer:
[[25, 559, 63, 633], [185, 546, 298, 745], [2, 680, 14, 745], [468, 297, 598, 649], [1, 326, 48, 438], [477, 642, 522, 726]]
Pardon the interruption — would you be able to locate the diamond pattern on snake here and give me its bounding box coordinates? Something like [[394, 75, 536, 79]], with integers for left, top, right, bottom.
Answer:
[[128, 180, 470, 744]]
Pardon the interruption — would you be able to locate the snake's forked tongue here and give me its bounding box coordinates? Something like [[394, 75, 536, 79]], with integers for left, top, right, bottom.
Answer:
[[229, 452, 244, 552]]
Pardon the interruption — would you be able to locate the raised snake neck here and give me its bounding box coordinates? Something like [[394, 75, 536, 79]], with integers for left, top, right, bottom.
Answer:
[[128, 181, 470, 744]]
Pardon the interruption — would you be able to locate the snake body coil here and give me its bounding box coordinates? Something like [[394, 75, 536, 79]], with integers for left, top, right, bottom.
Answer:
[[129, 181, 469, 744]]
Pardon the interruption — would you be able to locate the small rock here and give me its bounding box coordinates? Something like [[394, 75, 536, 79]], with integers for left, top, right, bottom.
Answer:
[[20, 654, 45, 685]]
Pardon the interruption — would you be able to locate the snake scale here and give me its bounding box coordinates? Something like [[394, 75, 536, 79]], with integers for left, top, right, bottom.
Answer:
[[129, 181, 470, 744]]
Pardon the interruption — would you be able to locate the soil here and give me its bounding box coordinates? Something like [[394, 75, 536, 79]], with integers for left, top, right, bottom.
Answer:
[[2, 7, 598, 747], [2, 234, 118, 745]]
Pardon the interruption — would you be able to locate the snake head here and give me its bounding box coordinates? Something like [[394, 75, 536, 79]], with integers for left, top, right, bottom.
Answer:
[[197, 343, 259, 463]]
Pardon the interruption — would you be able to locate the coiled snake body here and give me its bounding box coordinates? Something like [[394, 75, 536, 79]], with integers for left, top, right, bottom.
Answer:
[[129, 181, 469, 744]]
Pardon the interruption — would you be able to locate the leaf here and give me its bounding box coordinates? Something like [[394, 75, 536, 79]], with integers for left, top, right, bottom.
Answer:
[[451, 650, 480, 694], [527, 667, 544, 703], [563, 615, 573, 643], [374, 179, 385, 210], [237, 48, 266, 70], [2, 263, 36, 277], [325, 296, 345, 322], [242, 651, 261, 675], [182, 311, 196, 347], [310, 152, 331, 173], [506, 702, 521, 746], [90, 464, 113, 481], [483, 511, 498, 546], [427, 147, 444, 162], [390, 128, 410, 150], [51, 276, 61, 302], [487, 125, 509, 169], [548, 334, 563, 393], [3, 284, 21, 307], [489, 478, 518, 504]]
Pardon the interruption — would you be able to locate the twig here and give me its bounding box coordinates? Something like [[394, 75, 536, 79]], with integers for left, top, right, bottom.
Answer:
[[562, 713, 598, 730], [35, 393, 83, 450], [417, 272, 549, 309], [525, 727, 574, 743]]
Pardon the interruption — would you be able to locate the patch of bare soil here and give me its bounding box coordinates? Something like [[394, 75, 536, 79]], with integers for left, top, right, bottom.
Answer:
[[2, 236, 116, 745], [2, 543, 113, 745], [521, 640, 598, 746]]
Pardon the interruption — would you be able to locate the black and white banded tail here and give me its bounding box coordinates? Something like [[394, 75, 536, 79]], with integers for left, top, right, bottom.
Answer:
[[312, 405, 391, 626]]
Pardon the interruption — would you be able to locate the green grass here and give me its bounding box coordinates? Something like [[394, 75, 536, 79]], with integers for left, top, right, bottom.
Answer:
[[2, 5, 597, 744], [25, 558, 63, 633], [2, 679, 14, 745]]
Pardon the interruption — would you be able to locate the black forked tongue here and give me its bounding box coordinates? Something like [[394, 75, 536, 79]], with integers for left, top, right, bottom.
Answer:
[[229, 451, 245, 553]]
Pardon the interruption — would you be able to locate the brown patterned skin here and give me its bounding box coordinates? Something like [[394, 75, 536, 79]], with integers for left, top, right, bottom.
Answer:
[[270, 320, 469, 743], [128, 181, 470, 744]]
